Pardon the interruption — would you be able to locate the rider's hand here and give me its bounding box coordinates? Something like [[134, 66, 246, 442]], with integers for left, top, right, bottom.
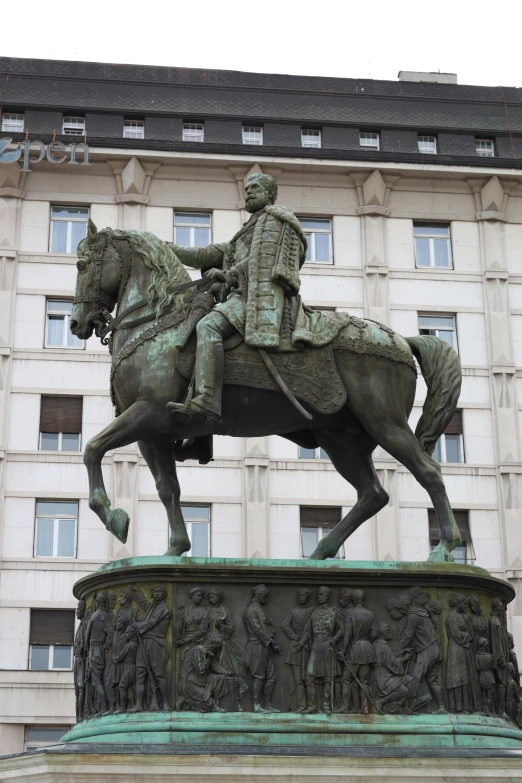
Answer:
[[203, 268, 226, 283]]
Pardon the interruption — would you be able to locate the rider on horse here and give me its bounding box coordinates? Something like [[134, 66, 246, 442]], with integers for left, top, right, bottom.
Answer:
[[168, 173, 347, 422]]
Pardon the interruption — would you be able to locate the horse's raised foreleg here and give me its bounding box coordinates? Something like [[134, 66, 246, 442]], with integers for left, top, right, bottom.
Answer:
[[138, 439, 191, 556], [310, 429, 388, 560], [84, 400, 154, 543]]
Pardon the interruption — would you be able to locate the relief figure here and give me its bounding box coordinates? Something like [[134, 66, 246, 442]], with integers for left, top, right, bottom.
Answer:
[[85, 591, 112, 715], [178, 633, 229, 712], [73, 600, 87, 722], [207, 586, 248, 709], [445, 593, 477, 713], [476, 636, 496, 716], [112, 617, 138, 713], [281, 587, 312, 713], [341, 589, 376, 714], [372, 622, 415, 714], [491, 597, 510, 718], [129, 584, 172, 712], [243, 584, 281, 713], [176, 587, 208, 662]]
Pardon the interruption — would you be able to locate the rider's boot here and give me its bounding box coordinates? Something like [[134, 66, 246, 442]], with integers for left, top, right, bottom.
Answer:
[[168, 319, 225, 423]]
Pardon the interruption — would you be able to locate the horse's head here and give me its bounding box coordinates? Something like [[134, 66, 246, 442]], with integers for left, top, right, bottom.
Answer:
[[70, 220, 124, 340]]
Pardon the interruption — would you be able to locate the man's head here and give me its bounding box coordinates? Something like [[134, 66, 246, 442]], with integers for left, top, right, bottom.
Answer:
[[378, 622, 393, 641], [478, 636, 489, 652], [386, 597, 402, 621], [491, 597, 503, 616], [351, 589, 364, 606], [408, 587, 430, 607], [296, 588, 311, 605], [76, 599, 86, 620], [508, 632, 515, 650], [339, 588, 353, 608], [252, 584, 269, 604], [244, 173, 278, 213], [151, 584, 168, 602], [115, 614, 129, 633], [449, 593, 467, 611], [119, 587, 133, 607], [207, 632, 224, 655], [396, 595, 412, 616], [317, 586, 330, 605], [468, 596, 480, 614], [96, 591, 108, 611]]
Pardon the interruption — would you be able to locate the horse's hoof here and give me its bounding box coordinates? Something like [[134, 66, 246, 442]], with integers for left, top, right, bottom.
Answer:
[[427, 543, 455, 564], [164, 539, 191, 557], [309, 543, 327, 560], [107, 508, 130, 543]]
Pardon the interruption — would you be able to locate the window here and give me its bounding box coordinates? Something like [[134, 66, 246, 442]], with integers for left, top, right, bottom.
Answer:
[[299, 446, 329, 459], [476, 139, 494, 157], [174, 212, 211, 247], [45, 300, 84, 349], [418, 314, 457, 351], [300, 218, 332, 263], [183, 123, 204, 142], [40, 396, 82, 452], [301, 129, 321, 149], [34, 500, 78, 558], [29, 610, 74, 670], [300, 507, 343, 559], [50, 205, 89, 254], [429, 510, 474, 564], [418, 135, 437, 154], [25, 726, 69, 752], [123, 119, 144, 139], [181, 505, 210, 557], [242, 126, 263, 145], [360, 132, 380, 150], [2, 112, 24, 132], [432, 411, 464, 464], [62, 116, 85, 136], [414, 223, 452, 268]]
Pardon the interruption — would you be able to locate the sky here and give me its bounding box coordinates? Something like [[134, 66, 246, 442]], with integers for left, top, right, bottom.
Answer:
[[4, 0, 521, 88]]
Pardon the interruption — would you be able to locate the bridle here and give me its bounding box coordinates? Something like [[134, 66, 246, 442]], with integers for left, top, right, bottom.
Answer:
[[73, 232, 205, 350]]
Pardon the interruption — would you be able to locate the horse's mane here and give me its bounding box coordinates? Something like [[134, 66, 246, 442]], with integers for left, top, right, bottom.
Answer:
[[99, 229, 191, 317]]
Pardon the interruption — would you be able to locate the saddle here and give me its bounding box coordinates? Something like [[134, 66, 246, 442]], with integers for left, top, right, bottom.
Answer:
[[176, 334, 347, 416]]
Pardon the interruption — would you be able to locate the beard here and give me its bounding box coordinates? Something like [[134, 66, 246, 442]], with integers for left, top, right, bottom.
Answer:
[[245, 195, 270, 213]]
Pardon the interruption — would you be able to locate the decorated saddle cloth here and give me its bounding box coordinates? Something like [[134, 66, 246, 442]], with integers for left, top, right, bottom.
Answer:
[[176, 315, 415, 416]]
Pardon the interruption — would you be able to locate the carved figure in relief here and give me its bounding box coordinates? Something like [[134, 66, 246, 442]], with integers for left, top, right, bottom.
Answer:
[[207, 586, 248, 709], [112, 617, 138, 713], [395, 590, 444, 713], [73, 599, 88, 722], [341, 589, 376, 714], [476, 636, 496, 716], [129, 584, 172, 712], [243, 584, 281, 713], [337, 588, 354, 712], [491, 597, 510, 718], [116, 587, 139, 625], [508, 633, 520, 687], [372, 622, 415, 714], [178, 633, 230, 712], [176, 587, 208, 663], [281, 587, 312, 713], [296, 586, 342, 714], [85, 591, 113, 715], [445, 593, 478, 713], [506, 663, 521, 724]]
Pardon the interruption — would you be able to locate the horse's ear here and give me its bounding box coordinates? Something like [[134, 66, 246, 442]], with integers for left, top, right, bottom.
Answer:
[[87, 219, 98, 244]]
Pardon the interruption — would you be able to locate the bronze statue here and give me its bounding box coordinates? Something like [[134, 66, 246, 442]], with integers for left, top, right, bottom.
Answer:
[[491, 596, 510, 718], [476, 636, 496, 716], [129, 585, 172, 712], [372, 622, 415, 714], [207, 586, 248, 710], [297, 586, 342, 714], [341, 589, 376, 714], [281, 587, 312, 713], [175, 587, 208, 663], [85, 591, 112, 716], [445, 593, 477, 713], [73, 600, 87, 722], [177, 633, 229, 712], [70, 169, 463, 562], [111, 617, 138, 714], [243, 584, 281, 713]]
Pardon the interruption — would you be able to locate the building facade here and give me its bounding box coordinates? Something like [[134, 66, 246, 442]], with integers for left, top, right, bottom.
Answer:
[[0, 57, 521, 754]]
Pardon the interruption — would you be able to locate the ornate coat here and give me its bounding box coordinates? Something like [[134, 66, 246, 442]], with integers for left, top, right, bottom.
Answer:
[[172, 205, 349, 351]]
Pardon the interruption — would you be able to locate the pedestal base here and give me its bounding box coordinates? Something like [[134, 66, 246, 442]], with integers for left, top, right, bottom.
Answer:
[[1, 746, 522, 782]]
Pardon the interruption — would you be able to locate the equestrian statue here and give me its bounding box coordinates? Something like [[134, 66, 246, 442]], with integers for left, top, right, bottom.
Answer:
[[70, 173, 462, 563]]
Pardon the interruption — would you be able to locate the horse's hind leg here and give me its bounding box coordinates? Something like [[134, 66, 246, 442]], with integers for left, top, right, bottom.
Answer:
[[138, 439, 191, 557], [84, 400, 154, 543], [358, 418, 461, 563], [310, 430, 389, 560]]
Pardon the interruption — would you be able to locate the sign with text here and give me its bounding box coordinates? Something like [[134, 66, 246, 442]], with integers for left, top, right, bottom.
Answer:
[[0, 138, 90, 172]]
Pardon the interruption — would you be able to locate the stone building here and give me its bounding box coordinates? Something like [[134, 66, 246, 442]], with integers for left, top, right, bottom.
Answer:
[[0, 57, 521, 754]]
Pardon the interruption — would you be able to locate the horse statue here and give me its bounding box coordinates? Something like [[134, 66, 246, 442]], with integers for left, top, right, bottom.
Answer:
[[70, 221, 462, 562]]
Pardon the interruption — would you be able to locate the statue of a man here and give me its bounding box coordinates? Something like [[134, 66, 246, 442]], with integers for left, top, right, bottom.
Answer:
[[73, 599, 88, 722], [168, 173, 308, 422], [243, 584, 281, 713]]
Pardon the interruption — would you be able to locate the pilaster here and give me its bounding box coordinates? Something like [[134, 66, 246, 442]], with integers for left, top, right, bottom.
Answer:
[[471, 175, 522, 645], [242, 437, 269, 558], [108, 157, 161, 230], [0, 163, 26, 578]]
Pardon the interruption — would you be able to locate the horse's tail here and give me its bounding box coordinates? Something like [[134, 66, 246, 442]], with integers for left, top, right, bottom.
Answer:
[[405, 336, 462, 456]]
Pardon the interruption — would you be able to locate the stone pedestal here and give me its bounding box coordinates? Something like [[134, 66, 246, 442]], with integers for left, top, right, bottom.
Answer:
[[1, 746, 522, 782]]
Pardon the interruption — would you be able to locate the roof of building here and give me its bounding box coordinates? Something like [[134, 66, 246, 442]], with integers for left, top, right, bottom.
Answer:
[[1, 57, 522, 166]]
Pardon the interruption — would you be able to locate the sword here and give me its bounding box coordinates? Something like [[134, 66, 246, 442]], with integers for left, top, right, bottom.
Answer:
[[258, 349, 313, 421], [338, 652, 383, 715]]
